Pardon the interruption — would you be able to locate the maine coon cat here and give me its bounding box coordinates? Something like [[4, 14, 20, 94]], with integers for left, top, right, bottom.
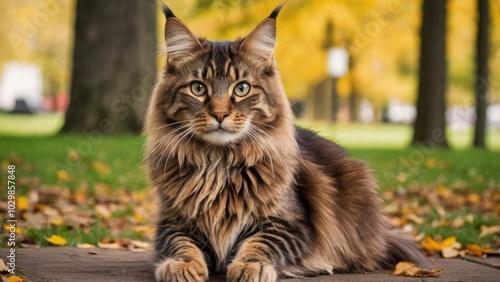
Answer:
[[145, 4, 425, 282]]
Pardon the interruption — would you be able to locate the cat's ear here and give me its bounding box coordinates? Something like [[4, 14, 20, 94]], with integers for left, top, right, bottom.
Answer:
[[239, 4, 283, 63], [162, 4, 202, 63]]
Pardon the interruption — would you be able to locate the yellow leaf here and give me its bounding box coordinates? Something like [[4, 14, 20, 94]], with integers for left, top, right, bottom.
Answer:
[[425, 158, 437, 168], [441, 236, 457, 248], [93, 161, 111, 174], [391, 261, 441, 277], [466, 244, 491, 257], [7, 275, 26, 282], [57, 170, 71, 181], [73, 186, 87, 204], [17, 196, 29, 211], [134, 212, 145, 223], [45, 235, 67, 246], [467, 193, 481, 205], [3, 223, 22, 235], [421, 236, 442, 253]]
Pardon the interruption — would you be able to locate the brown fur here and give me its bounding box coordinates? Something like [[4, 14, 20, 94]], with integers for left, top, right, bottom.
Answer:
[[145, 4, 425, 282]]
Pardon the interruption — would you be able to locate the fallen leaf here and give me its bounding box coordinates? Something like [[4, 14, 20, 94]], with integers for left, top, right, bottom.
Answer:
[[466, 244, 491, 257], [45, 235, 67, 246], [93, 161, 111, 175], [421, 236, 443, 254], [130, 240, 150, 249], [49, 217, 65, 226], [441, 236, 458, 248], [95, 204, 111, 219], [7, 275, 26, 282], [441, 246, 460, 258], [57, 169, 71, 181], [17, 196, 29, 211], [76, 243, 96, 249], [391, 261, 442, 277], [68, 149, 80, 161], [0, 259, 8, 273], [479, 225, 500, 238], [425, 158, 437, 168]]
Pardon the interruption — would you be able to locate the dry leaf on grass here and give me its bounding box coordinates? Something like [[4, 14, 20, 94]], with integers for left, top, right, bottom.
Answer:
[[479, 225, 500, 238], [391, 261, 442, 277], [45, 235, 67, 246]]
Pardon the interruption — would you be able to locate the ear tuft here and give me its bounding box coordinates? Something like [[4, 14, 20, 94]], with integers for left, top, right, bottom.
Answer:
[[240, 4, 284, 63], [268, 3, 284, 20], [240, 19, 276, 62], [161, 3, 176, 19], [163, 8, 202, 63]]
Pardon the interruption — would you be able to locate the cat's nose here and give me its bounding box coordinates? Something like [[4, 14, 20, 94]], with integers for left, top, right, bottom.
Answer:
[[210, 111, 231, 123]]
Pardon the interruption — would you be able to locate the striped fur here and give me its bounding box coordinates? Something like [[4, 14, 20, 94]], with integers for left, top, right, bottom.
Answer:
[[145, 5, 425, 282]]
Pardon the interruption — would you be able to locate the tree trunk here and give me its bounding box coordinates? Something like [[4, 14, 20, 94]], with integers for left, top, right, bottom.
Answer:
[[60, 0, 157, 134], [473, 0, 489, 148], [411, 0, 448, 148]]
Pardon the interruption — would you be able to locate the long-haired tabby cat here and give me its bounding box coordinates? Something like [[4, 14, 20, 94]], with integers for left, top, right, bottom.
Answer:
[[145, 4, 425, 282]]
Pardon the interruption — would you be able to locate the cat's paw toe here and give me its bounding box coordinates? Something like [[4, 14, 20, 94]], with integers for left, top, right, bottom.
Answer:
[[155, 258, 208, 282], [226, 261, 277, 282]]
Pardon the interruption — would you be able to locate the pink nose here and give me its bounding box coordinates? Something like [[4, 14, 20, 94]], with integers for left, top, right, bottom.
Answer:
[[210, 111, 230, 123]]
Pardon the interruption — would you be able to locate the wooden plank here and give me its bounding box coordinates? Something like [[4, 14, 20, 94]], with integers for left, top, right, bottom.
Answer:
[[1, 248, 499, 281]]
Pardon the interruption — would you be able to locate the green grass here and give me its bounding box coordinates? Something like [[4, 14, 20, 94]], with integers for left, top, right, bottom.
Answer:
[[0, 112, 64, 136], [295, 120, 500, 150], [0, 114, 498, 248], [0, 134, 148, 195]]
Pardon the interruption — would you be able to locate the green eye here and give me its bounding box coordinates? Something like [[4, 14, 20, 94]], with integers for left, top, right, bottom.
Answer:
[[234, 82, 250, 97], [190, 81, 207, 96]]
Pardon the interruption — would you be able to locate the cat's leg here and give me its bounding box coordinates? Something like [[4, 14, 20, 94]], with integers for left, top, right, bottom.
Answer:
[[155, 228, 209, 282], [226, 217, 307, 282]]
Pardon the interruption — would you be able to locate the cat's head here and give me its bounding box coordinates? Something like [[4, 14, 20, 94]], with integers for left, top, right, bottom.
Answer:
[[147, 4, 294, 147]]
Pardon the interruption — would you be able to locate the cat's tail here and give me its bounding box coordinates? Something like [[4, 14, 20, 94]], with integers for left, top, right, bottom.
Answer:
[[381, 230, 427, 268]]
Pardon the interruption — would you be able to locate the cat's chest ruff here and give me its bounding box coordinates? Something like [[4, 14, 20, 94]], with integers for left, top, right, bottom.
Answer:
[[168, 154, 280, 221]]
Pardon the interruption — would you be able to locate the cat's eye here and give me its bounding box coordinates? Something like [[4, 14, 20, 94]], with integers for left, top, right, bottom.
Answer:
[[233, 82, 251, 97], [190, 81, 207, 96]]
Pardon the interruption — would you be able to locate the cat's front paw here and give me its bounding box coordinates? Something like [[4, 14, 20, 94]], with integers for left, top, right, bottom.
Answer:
[[226, 261, 277, 282], [155, 258, 208, 282]]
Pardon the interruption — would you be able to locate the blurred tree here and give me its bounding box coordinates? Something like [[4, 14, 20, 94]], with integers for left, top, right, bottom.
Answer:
[[60, 0, 156, 134], [411, 0, 448, 148], [473, 0, 489, 148]]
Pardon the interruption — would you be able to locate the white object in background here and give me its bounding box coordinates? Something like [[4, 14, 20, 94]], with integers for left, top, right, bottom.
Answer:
[[0, 61, 43, 112], [327, 47, 349, 78]]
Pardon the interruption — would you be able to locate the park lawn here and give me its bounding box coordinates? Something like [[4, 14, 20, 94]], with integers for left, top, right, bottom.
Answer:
[[0, 123, 498, 254]]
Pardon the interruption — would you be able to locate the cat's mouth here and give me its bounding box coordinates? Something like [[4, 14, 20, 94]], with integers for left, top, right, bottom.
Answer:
[[200, 128, 244, 145]]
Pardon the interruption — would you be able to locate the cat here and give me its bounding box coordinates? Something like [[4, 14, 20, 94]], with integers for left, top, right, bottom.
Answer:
[[144, 4, 425, 282]]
